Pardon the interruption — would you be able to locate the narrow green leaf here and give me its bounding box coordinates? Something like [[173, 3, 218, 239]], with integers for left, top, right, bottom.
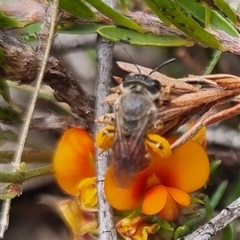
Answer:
[[0, 48, 7, 68], [97, 26, 194, 47], [0, 80, 11, 103], [151, 0, 224, 50], [205, 196, 213, 220], [230, 222, 236, 240], [205, 5, 211, 28], [205, 50, 222, 74], [177, 0, 240, 37], [223, 175, 240, 205], [145, 0, 173, 26], [57, 23, 103, 34], [213, 0, 239, 25], [156, 217, 173, 231], [118, 0, 127, 11], [222, 224, 233, 240], [210, 180, 228, 209], [210, 159, 222, 175], [0, 10, 23, 28], [59, 0, 95, 19], [174, 226, 189, 239], [85, 0, 142, 32], [0, 106, 21, 121]]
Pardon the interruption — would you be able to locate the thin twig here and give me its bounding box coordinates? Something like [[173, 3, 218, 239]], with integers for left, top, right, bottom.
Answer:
[[93, 0, 118, 239], [94, 37, 117, 240], [181, 197, 240, 240], [0, 0, 59, 237], [0, 165, 54, 183], [0, 151, 53, 164]]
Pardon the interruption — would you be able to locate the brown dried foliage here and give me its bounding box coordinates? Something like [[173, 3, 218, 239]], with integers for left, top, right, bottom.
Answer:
[[100, 62, 240, 149]]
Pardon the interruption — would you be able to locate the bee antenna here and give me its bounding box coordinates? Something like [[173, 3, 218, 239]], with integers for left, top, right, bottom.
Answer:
[[149, 58, 176, 75], [124, 47, 141, 73]]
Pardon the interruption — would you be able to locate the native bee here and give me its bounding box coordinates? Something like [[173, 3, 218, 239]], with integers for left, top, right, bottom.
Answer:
[[110, 73, 162, 188], [96, 59, 174, 189]]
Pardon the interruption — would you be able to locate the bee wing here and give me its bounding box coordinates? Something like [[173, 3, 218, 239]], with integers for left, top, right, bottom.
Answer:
[[110, 112, 151, 189]]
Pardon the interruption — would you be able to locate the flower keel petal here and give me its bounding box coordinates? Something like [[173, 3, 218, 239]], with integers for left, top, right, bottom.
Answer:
[[142, 185, 167, 215], [167, 187, 191, 207]]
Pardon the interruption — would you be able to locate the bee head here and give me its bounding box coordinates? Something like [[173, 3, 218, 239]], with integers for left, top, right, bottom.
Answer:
[[121, 73, 161, 101]]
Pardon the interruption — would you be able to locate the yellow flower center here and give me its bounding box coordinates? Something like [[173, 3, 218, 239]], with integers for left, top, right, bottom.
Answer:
[[146, 174, 162, 189]]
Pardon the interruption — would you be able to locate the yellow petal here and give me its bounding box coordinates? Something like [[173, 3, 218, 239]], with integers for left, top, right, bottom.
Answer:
[[96, 125, 114, 150], [117, 215, 160, 240], [58, 199, 98, 236], [142, 185, 167, 215], [78, 177, 97, 211], [145, 133, 171, 158]]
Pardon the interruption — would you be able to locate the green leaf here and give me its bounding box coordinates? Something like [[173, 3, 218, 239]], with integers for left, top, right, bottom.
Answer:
[[0, 10, 23, 28], [213, 0, 239, 25], [59, 0, 95, 19], [57, 23, 103, 34], [20, 33, 38, 43], [177, 0, 240, 37], [210, 180, 228, 209], [0, 47, 7, 68], [97, 26, 194, 47], [223, 175, 240, 205], [145, 0, 173, 26], [205, 196, 213, 220], [210, 159, 222, 175], [0, 106, 21, 121], [174, 226, 189, 239], [156, 217, 173, 231], [85, 0, 142, 32], [205, 50, 222, 74], [222, 224, 233, 240], [0, 80, 11, 103], [150, 0, 224, 50], [118, 0, 127, 11]]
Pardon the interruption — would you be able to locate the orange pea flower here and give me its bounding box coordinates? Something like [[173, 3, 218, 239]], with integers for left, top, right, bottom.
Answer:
[[105, 140, 209, 221], [54, 127, 95, 195]]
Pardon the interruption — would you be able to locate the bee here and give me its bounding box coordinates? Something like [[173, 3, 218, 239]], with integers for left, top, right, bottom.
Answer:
[[96, 59, 174, 189], [110, 73, 162, 189]]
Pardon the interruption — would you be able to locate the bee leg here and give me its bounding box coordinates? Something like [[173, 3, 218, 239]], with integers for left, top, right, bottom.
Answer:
[[95, 113, 115, 125], [149, 119, 164, 133], [160, 85, 171, 102], [96, 125, 115, 150], [145, 133, 171, 157]]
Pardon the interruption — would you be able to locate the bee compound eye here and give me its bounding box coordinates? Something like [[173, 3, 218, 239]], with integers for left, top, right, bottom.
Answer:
[[150, 80, 161, 90], [123, 73, 135, 82]]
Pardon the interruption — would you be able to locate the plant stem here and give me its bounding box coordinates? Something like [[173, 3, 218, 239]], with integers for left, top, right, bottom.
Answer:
[[94, 0, 118, 239], [182, 197, 240, 240], [0, 151, 53, 164], [0, 165, 54, 183], [0, 0, 59, 238]]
